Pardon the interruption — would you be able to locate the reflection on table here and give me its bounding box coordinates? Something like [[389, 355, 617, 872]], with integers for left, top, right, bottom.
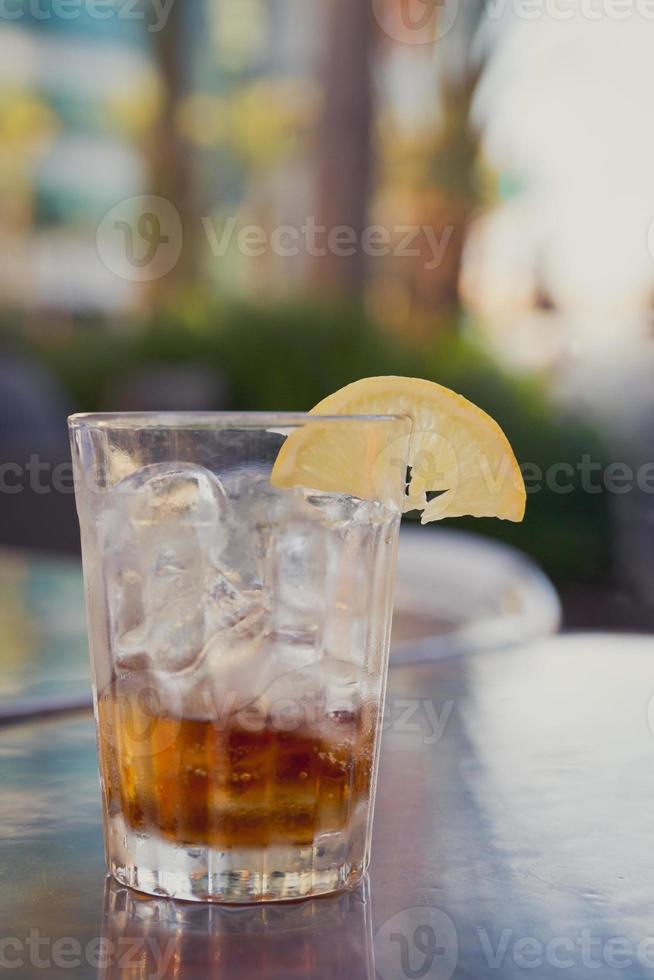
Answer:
[[0, 549, 89, 717], [100, 877, 374, 980]]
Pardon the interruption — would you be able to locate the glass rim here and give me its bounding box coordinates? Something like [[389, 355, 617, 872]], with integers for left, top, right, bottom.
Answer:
[[68, 411, 410, 430]]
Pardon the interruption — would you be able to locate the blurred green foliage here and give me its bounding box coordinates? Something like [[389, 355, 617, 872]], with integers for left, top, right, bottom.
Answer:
[[2, 299, 611, 584]]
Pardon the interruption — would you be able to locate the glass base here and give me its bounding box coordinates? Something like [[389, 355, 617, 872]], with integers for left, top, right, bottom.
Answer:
[[107, 815, 367, 903]]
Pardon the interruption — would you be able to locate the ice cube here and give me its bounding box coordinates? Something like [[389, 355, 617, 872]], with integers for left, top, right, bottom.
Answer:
[[322, 519, 377, 666], [263, 627, 322, 676], [204, 571, 266, 632], [319, 658, 365, 717], [106, 567, 144, 646], [116, 592, 207, 673], [101, 463, 237, 672], [259, 658, 364, 728], [172, 619, 320, 723], [264, 520, 327, 633], [187, 605, 269, 717], [302, 491, 391, 529], [122, 462, 229, 530], [217, 468, 288, 589]]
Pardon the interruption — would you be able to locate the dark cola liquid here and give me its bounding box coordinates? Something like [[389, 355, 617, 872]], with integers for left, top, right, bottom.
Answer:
[[97, 680, 377, 850]]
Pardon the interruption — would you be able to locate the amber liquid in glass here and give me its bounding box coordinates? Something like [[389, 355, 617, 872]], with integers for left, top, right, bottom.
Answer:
[[97, 680, 376, 850]]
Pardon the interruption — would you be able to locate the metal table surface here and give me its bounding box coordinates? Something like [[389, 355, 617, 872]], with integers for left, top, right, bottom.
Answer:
[[2, 632, 653, 980]]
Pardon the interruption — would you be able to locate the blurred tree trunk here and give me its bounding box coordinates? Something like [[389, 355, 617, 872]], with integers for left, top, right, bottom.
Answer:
[[312, 0, 375, 297], [148, 4, 200, 302], [412, 65, 482, 320]]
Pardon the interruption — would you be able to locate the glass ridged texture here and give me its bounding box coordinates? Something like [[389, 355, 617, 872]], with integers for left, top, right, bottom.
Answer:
[[69, 413, 411, 902]]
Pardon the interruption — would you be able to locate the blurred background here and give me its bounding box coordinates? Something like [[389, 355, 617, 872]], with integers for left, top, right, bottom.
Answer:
[[1, 0, 653, 628]]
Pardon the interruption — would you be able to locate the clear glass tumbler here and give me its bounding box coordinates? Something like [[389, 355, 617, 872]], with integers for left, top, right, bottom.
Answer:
[[69, 412, 411, 902]]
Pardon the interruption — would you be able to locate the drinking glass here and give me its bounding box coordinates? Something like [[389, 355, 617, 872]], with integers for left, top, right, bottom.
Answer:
[[69, 412, 411, 902]]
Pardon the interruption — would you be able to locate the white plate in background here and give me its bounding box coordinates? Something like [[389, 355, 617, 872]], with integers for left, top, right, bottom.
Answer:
[[392, 526, 561, 664]]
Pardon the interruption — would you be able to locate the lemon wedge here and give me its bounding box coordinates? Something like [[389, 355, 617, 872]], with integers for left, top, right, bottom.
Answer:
[[271, 376, 526, 523]]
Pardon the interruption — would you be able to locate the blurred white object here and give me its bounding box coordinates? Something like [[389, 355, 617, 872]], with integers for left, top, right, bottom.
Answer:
[[391, 525, 561, 663]]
